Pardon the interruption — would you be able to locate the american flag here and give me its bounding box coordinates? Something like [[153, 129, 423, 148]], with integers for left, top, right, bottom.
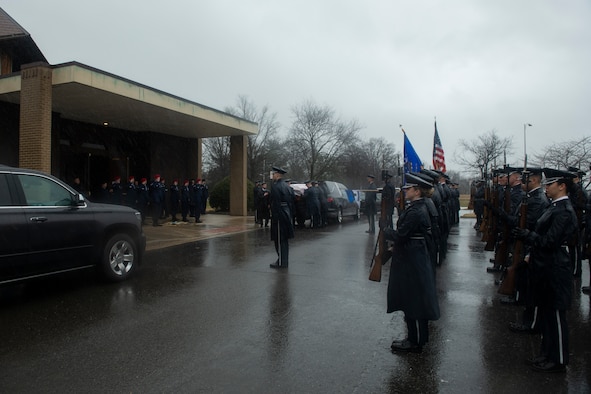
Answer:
[[432, 121, 446, 172]]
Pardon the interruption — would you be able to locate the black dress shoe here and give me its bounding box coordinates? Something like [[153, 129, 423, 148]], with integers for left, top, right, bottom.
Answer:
[[531, 361, 566, 373], [582, 286, 591, 294], [509, 322, 536, 334], [526, 355, 547, 365], [269, 261, 287, 269], [390, 338, 408, 348], [390, 339, 422, 353], [487, 266, 502, 273], [500, 296, 517, 305]]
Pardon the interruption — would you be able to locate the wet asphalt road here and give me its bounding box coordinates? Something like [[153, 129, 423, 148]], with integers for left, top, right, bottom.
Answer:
[[1, 213, 590, 393]]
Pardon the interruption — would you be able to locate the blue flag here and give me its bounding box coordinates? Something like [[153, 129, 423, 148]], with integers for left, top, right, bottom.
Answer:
[[403, 131, 423, 173]]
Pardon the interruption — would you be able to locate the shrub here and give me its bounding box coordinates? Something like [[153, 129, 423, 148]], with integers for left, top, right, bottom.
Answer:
[[209, 176, 254, 212]]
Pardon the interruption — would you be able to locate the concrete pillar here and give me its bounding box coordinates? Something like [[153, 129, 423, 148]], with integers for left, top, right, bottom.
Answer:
[[229, 135, 247, 216], [196, 138, 203, 179], [19, 62, 52, 172]]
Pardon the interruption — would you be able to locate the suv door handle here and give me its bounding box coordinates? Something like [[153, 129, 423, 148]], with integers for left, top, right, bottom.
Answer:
[[29, 217, 48, 223]]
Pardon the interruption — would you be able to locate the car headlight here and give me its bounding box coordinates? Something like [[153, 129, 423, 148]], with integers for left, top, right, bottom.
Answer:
[[134, 212, 142, 222]]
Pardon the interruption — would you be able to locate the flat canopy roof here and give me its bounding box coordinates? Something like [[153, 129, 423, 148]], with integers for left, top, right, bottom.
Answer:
[[0, 62, 258, 139]]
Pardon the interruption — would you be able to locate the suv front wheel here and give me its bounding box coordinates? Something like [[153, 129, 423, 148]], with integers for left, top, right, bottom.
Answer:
[[101, 234, 137, 281]]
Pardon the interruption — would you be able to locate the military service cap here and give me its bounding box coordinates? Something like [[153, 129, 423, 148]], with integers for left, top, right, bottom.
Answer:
[[271, 166, 287, 174], [542, 168, 576, 185], [403, 173, 434, 189]]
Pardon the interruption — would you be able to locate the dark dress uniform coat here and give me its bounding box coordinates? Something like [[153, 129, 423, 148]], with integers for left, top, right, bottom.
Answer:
[[385, 198, 440, 321], [270, 180, 295, 241], [526, 198, 577, 309]]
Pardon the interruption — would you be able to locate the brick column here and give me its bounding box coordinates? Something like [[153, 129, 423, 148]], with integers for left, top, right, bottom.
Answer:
[[19, 62, 52, 172], [229, 135, 247, 216]]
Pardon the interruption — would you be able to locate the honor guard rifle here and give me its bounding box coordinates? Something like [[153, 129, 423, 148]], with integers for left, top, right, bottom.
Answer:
[[369, 169, 400, 282]]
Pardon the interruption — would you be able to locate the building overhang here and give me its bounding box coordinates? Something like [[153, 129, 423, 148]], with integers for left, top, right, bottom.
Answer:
[[0, 61, 258, 139]]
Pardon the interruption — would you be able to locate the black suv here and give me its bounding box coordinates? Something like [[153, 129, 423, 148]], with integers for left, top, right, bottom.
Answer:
[[319, 181, 360, 223], [0, 165, 145, 285]]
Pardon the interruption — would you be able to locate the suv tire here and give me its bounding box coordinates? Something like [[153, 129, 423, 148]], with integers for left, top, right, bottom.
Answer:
[[101, 234, 137, 281]]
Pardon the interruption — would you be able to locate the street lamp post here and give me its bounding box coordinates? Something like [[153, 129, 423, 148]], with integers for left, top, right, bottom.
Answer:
[[524, 123, 532, 169]]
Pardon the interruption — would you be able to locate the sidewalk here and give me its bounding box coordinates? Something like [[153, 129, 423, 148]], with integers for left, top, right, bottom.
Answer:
[[142, 214, 256, 251]]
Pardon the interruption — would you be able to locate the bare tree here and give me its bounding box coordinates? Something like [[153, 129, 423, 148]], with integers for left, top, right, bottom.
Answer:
[[286, 99, 361, 180], [202, 136, 231, 185], [533, 136, 591, 170], [455, 129, 513, 177], [224, 95, 282, 181], [339, 137, 400, 188]]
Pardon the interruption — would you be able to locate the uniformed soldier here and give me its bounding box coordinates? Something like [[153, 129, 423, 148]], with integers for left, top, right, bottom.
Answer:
[[365, 175, 378, 234], [124, 176, 137, 209], [381, 170, 397, 229], [191, 179, 202, 223], [149, 174, 164, 227], [110, 176, 123, 205], [486, 169, 509, 273], [200, 179, 209, 215], [257, 182, 270, 228], [304, 180, 321, 228], [567, 166, 587, 278], [169, 179, 180, 223], [382, 173, 440, 353], [473, 180, 485, 230], [269, 166, 295, 269], [253, 181, 262, 224], [181, 180, 191, 222], [421, 169, 445, 265], [413, 172, 441, 271], [137, 177, 149, 224], [507, 168, 550, 332]]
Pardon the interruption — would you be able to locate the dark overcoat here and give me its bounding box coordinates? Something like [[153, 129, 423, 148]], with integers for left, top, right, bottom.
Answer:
[[257, 188, 270, 220], [365, 181, 377, 216], [525, 198, 577, 309], [270, 179, 295, 241], [385, 198, 440, 321]]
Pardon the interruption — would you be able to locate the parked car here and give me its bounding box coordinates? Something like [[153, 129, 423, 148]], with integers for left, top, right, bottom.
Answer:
[[318, 181, 360, 223], [0, 165, 145, 285]]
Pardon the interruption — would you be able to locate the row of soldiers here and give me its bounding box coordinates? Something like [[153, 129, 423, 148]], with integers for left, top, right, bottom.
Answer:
[[74, 175, 209, 226], [472, 165, 589, 281], [412, 169, 461, 266], [472, 165, 589, 373]]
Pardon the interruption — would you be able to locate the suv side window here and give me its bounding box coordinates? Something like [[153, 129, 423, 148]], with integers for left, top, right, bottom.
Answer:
[[17, 174, 74, 206], [0, 174, 12, 206], [326, 182, 337, 196]]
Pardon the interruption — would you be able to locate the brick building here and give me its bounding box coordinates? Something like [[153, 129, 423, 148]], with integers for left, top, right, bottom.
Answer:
[[0, 8, 256, 215]]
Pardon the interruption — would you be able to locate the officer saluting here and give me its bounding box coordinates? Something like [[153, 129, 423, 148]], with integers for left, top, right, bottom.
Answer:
[[269, 166, 295, 269]]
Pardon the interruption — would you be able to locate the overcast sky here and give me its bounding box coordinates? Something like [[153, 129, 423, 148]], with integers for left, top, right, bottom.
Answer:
[[4, 0, 590, 173]]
